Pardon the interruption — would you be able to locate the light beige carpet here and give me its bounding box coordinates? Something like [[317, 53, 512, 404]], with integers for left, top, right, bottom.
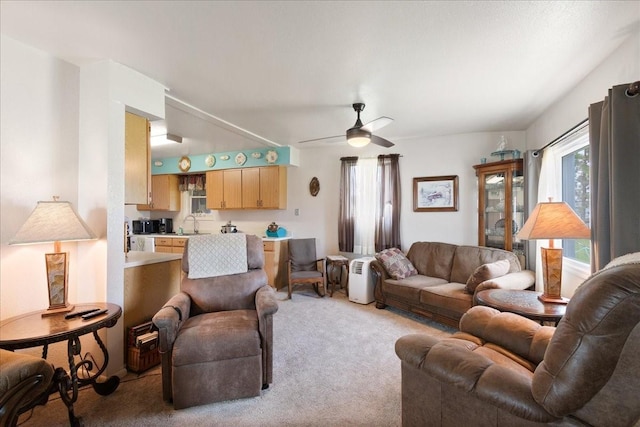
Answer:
[[19, 287, 454, 426]]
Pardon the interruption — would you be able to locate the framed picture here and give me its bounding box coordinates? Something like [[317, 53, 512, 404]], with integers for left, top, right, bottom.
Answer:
[[413, 175, 459, 212]]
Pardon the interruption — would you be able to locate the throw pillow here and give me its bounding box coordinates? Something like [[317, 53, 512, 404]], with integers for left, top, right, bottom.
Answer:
[[465, 259, 511, 293], [375, 248, 418, 280]]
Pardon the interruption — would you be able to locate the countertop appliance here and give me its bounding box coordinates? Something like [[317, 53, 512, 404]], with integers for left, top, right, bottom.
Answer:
[[132, 219, 159, 234], [158, 218, 173, 234], [220, 221, 238, 233], [130, 235, 155, 252]]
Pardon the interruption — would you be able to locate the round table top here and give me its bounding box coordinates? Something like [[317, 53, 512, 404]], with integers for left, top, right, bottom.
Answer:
[[0, 302, 121, 350], [475, 289, 566, 322]]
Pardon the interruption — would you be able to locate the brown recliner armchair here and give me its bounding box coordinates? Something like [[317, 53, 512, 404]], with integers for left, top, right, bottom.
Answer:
[[0, 349, 55, 427], [152, 234, 278, 409], [396, 252, 640, 427]]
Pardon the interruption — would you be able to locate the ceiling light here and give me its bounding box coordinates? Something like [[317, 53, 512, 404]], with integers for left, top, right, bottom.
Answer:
[[150, 133, 183, 147], [346, 128, 371, 147]]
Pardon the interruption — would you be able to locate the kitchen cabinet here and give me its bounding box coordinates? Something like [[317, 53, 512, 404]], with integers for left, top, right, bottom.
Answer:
[[155, 237, 187, 255], [242, 166, 287, 209], [206, 169, 243, 209], [473, 159, 525, 266], [137, 174, 180, 211], [206, 166, 287, 210], [263, 238, 289, 289], [124, 112, 150, 205]]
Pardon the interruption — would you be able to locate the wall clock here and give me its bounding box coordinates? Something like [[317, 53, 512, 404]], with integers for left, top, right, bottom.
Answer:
[[178, 156, 191, 172], [309, 177, 320, 196]]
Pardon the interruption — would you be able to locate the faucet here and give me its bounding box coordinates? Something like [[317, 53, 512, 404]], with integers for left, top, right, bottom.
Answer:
[[183, 214, 199, 234]]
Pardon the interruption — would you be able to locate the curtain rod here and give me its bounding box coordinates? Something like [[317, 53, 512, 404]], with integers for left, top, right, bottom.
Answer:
[[534, 118, 588, 155], [340, 154, 402, 160], [627, 81, 640, 97]]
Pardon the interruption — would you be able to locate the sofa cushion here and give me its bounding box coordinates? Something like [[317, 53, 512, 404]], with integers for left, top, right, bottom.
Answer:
[[376, 248, 418, 279], [383, 275, 449, 301], [406, 242, 457, 281], [419, 282, 474, 316], [450, 245, 520, 285], [465, 259, 511, 294]]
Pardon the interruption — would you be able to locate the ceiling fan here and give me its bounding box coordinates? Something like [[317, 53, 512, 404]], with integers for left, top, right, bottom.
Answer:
[[299, 103, 394, 147]]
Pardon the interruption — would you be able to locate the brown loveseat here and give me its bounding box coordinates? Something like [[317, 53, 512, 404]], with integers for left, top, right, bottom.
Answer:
[[395, 251, 640, 427], [371, 242, 535, 328]]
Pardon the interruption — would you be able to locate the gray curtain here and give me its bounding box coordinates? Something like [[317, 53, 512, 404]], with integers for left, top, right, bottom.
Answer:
[[375, 154, 401, 251], [588, 82, 640, 271], [523, 150, 543, 271], [338, 157, 358, 252]]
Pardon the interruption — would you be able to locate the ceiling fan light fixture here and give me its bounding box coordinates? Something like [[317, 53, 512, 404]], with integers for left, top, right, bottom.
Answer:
[[346, 127, 371, 147]]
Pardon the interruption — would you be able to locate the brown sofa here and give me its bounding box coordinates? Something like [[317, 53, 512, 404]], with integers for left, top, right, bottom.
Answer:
[[395, 251, 640, 427], [371, 242, 535, 328]]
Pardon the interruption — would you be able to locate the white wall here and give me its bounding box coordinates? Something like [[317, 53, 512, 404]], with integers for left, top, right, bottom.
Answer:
[[524, 33, 640, 297]]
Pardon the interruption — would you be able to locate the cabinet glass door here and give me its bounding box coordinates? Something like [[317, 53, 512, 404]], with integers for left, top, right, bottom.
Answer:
[[484, 172, 506, 250], [512, 170, 525, 265]]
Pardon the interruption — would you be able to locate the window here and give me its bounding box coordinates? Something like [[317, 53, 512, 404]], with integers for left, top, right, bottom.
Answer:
[[190, 189, 211, 215], [551, 124, 590, 264]]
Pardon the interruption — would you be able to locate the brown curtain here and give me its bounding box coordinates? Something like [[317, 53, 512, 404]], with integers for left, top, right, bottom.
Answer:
[[178, 174, 205, 191], [523, 150, 543, 271], [588, 82, 640, 271], [375, 154, 401, 251], [338, 157, 358, 252]]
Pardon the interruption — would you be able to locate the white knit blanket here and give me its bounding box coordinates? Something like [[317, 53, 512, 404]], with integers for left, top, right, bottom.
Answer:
[[187, 233, 248, 279]]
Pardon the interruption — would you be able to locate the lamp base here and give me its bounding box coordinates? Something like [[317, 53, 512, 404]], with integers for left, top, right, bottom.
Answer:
[[538, 294, 569, 304], [41, 304, 75, 317]]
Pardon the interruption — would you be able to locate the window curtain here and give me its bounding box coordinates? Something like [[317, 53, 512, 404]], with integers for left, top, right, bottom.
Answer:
[[338, 157, 358, 252], [375, 154, 401, 251], [354, 158, 377, 254], [523, 150, 543, 271], [588, 82, 640, 271], [178, 174, 205, 192]]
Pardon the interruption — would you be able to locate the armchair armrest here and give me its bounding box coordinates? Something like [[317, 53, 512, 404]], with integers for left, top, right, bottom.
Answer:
[[474, 270, 535, 294], [256, 285, 279, 318], [152, 292, 192, 353], [459, 306, 555, 365]]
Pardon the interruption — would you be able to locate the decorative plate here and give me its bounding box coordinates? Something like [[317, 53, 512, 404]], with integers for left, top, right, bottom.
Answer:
[[266, 149, 278, 164], [309, 177, 320, 197], [251, 152, 262, 159], [178, 156, 191, 172], [235, 152, 247, 166], [205, 154, 216, 168], [220, 155, 230, 161]]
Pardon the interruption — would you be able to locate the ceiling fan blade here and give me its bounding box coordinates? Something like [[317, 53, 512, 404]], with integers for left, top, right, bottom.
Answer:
[[370, 134, 395, 148], [297, 134, 344, 144], [361, 116, 393, 133]]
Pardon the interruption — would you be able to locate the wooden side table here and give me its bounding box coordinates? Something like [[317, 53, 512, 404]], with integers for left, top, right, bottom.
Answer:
[[475, 289, 566, 326], [0, 302, 122, 426], [326, 255, 350, 297]]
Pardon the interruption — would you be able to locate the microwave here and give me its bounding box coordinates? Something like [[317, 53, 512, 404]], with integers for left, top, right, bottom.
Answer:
[[132, 219, 159, 234]]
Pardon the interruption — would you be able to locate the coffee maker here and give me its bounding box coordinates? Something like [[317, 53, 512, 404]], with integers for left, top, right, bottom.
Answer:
[[158, 218, 173, 234]]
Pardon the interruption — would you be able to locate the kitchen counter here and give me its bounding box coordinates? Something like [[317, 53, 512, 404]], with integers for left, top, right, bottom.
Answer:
[[262, 236, 291, 241], [124, 251, 182, 268]]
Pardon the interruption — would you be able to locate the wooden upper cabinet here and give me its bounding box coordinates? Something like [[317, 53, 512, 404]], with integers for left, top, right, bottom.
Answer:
[[137, 174, 180, 211], [207, 166, 287, 210], [124, 112, 150, 205], [206, 169, 242, 209]]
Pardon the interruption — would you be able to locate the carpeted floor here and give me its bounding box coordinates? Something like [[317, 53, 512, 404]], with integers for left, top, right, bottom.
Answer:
[[18, 287, 454, 426]]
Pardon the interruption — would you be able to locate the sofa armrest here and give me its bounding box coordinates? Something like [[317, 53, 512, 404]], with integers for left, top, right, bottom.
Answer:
[[474, 270, 535, 294], [396, 333, 557, 423], [459, 306, 555, 365], [152, 292, 191, 353]]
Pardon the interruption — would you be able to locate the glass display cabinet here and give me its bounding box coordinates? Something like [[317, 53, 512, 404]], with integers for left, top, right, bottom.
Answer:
[[473, 159, 525, 267]]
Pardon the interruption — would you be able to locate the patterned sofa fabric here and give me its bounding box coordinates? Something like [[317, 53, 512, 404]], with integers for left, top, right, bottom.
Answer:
[[371, 242, 535, 328]]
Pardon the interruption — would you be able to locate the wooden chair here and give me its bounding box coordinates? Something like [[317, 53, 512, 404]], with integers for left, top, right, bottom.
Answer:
[[287, 238, 325, 299]]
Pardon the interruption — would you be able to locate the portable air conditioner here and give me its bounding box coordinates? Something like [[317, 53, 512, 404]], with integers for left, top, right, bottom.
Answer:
[[349, 257, 376, 304]]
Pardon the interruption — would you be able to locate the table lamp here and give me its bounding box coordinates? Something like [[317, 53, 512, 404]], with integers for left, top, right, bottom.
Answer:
[[9, 199, 97, 316], [516, 199, 590, 304]]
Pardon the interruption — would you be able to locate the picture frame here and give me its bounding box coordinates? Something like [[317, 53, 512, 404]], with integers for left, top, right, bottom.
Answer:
[[413, 175, 459, 212]]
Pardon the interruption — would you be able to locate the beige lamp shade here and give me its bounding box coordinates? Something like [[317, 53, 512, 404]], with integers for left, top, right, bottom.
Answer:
[[9, 201, 96, 245], [516, 201, 590, 241]]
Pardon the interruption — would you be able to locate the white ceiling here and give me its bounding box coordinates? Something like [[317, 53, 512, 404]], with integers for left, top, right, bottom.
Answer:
[[2, 1, 639, 158]]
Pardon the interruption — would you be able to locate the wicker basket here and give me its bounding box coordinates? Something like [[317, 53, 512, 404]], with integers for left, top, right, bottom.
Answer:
[[127, 345, 160, 373]]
